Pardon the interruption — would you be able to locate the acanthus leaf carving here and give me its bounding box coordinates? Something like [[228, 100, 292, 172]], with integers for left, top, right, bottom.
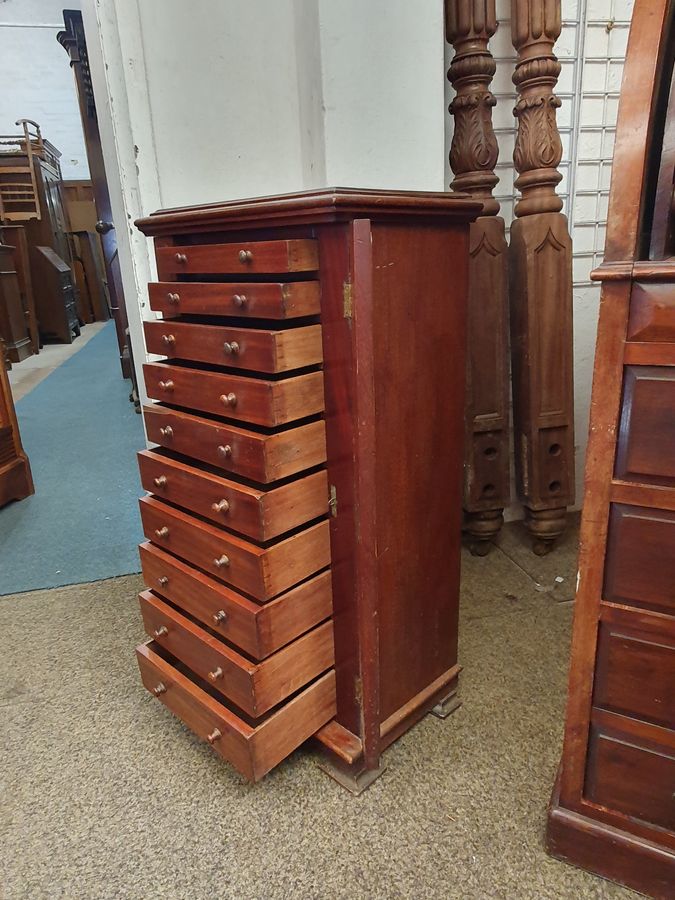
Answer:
[[510, 0, 565, 217], [445, 1, 501, 215]]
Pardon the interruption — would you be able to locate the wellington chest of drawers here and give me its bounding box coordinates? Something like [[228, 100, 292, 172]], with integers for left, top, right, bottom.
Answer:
[[134, 188, 479, 787]]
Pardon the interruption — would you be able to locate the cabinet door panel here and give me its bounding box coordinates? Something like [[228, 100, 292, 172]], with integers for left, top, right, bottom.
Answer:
[[604, 504, 675, 614], [615, 366, 675, 485]]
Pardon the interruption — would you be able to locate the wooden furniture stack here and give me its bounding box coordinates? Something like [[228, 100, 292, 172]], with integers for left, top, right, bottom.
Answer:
[[547, 0, 675, 895], [0, 337, 33, 508], [0, 120, 79, 344], [134, 188, 478, 786]]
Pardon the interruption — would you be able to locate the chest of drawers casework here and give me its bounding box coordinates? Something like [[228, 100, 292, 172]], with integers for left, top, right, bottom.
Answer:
[[547, 1, 675, 896], [134, 188, 479, 788]]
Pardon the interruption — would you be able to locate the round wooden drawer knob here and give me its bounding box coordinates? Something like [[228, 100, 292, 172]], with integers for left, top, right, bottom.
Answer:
[[220, 393, 237, 408], [208, 667, 223, 681], [158, 380, 174, 392], [155, 526, 169, 539], [154, 475, 167, 488], [223, 341, 240, 355], [152, 682, 167, 696], [162, 333, 176, 346], [214, 555, 230, 569], [212, 609, 228, 625], [232, 294, 247, 308], [212, 499, 230, 514], [238, 250, 253, 263], [207, 728, 222, 744], [167, 292, 180, 304], [153, 625, 168, 638]]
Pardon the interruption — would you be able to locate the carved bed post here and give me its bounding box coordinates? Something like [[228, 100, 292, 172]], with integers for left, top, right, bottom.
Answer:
[[509, 0, 575, 555], [446, 0, 511, 556]]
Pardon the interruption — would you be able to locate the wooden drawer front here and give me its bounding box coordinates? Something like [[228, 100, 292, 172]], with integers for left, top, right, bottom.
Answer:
[[149, 281, 320, 319], [594, 619, 675, 729], [143, 405, 327, 483], [604, 504, 675, 615], [143, 363, 325, 428], [137, 642, 336, 781], [139, 591, 334, 718], [155, 239, 318, 276], [140, 496, 330, 601], [138, 451, 328, 541], [615, 367, 675, 485], [586, 726, 675, 830], [139, 543, 333, 659], [144, 320, 323, 373], [627, 282, 675, 341]]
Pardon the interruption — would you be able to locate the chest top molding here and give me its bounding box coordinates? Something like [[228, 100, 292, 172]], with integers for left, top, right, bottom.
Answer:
[[135, 187, 482, 236]]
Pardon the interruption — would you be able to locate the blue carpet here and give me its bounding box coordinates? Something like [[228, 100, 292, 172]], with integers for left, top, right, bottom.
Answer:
[[0, 322, 144, 595]]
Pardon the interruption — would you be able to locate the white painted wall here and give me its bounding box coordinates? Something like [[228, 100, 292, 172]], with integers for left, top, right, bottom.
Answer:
[[319, 0, 445, 190], [0, 0, 88, 179]]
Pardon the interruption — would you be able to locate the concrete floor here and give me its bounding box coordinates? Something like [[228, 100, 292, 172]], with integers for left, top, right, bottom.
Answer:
[[0, 518, 638, 900], [8, 321, 108, 402]]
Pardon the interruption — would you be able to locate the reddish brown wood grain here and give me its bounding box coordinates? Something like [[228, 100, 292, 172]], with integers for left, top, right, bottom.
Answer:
[[138, 450, 328, 541], [139, 542, 333, 660], [139, 592, 334, 718], [547, 0, 675, 892], [143, 319, 323, 372], [155, 238, 318, 277], [149, 280, 320, 319], [143, 362, 325, 427], [139, 495, 330, 601], [134, 188, 478, 785], [137, 642, 336, 782], [143, 404, 327, 483]]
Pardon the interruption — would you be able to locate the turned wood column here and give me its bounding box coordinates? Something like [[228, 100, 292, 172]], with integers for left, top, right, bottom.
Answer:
[[446, 0, 511, 556], [509, 0, 575, 554]]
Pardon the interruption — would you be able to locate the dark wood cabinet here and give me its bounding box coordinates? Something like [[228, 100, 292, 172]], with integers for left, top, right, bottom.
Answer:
[[547, 1, 675, 895], [0, 244, 32, 362], [134, 188, 478, 786], [33, 247, 79, 344], [0, 124, 79, 344]]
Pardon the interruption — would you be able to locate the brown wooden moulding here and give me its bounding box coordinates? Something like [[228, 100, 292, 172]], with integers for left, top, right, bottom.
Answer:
[[445, 0, 511, 555], [547, 0, 675, 894], [508, 0, 575, 555]]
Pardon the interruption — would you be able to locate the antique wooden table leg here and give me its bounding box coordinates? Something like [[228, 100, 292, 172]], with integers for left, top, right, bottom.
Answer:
[[446, 0, 511, 556], [509, 0, 575, 555]]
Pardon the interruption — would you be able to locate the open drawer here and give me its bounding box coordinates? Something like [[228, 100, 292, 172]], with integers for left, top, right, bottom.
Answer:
[[139, 591, 334, 717], [137, 641, 336, 781]]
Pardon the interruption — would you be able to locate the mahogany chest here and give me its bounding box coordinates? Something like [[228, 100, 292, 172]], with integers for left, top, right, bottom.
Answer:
[[134, 188, 479, 786]]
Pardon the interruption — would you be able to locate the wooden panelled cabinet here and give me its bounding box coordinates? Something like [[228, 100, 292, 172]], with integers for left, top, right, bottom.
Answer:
[[135, 188, 479, 786], [547, 1, 675, 895], [0, 244, 32, 362]]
